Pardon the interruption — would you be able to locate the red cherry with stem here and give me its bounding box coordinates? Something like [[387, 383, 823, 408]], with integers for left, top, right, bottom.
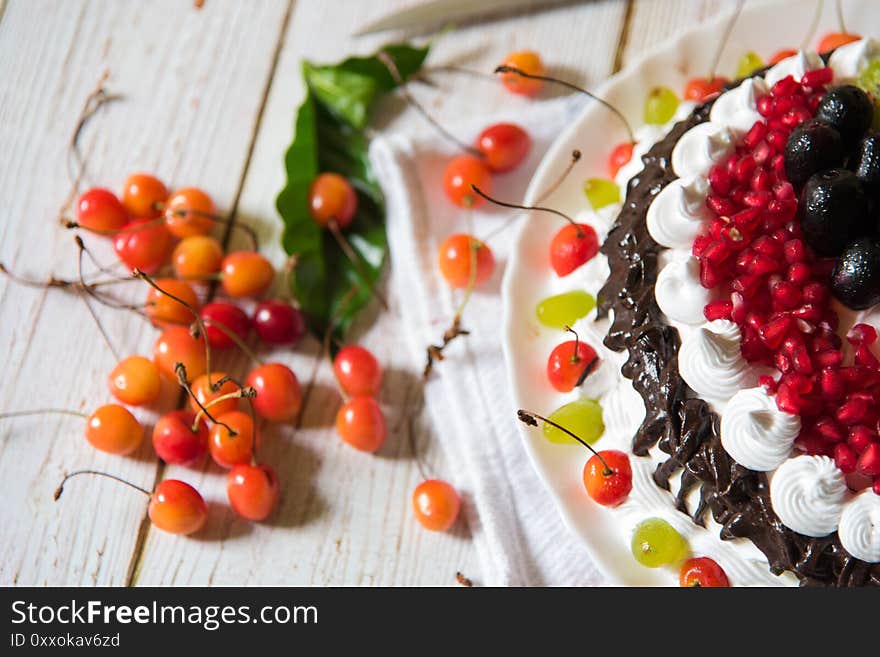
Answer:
[[498, 50, 545, 96], [412, 479, 461, 532], [443, 155, 492, 208], [122, 173, 168, 218], [164, 187, 216, 238], [113, 218, 171, 273], [333, 345, 382, 397], [252, 299, 306, 346], [107, 355, 161, 406], [152, 409, 208, 466], [76, 188, 129, 232], [55, 472, 207, 536], [309, 173, 358, 229], [679, 557, 730, 587], [817, 32, 860, 53], [209, 410, 259, 469], [220, 251, 275, 298], [336, 396, 386, 453], [437, 234, 495, 289], [546, 327, 599, 393], [608, 141, 634, 178], [227, 463, 279, 521], [245, 362, 302, 422], [144, 278, 200, 328], [683, 76, 728, 102], [200, 301, 251, 350], [517, 410, 632, 507], [190, 372, 240, 418], [475, 123, 532, 173], [550, 223, 599, 277]]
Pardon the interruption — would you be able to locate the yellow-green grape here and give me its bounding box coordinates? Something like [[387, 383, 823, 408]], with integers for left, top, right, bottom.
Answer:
[[584, 178, 620, 210], [856, 58, 880, 129], [631, 518, 689, 568], [644, 86, 679, 125], [543, 398, 605, 445], [736, 51, 763, 78], [535, 290, 595, 328]]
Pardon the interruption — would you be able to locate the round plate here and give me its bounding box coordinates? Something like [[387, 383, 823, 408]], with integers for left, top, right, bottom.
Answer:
[[501, 0, 879, 585]]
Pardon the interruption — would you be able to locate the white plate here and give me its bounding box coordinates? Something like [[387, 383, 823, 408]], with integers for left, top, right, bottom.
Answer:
[[501, 0, 880, 585]]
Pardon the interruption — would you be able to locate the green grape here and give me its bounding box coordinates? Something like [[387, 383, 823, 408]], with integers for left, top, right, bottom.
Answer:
[[535, 290, 595, 328], [584, 178, 620, 210], [543, 398, 605, 445], [643, 86, 679, 125], [630, 518, 689, 568], [736, 51, 763, 78], [856, 58, 880, 129]]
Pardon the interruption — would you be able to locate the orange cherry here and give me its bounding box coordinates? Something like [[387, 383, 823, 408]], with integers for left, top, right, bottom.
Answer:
[[308, 173, 358, 229], [122, 173, 168, 218], [443, 155, 492, 208], [683, 76, 728, 102], [769, 48, 798, 65], [245, 363, 302, 422], [153, 325, 207, 380], [209, 410, 258, 468], [148, 479, 208, 535], [220, 251, 275, 298], [107, 355, 162, 406], [85, 404, 143, 455], [499, 50, 545, 96], [227, 463, 279, 521], [817, 32, 860, 53], [164, 187, 216, 238], [172, 235, 224, 280], [412, 479, 461, 531], [336, 396, 386, 453], [437, 234, 495, 289], [145, 278, 200, 327], [608, 141, 634, 178], [190, 372, 240, 418]]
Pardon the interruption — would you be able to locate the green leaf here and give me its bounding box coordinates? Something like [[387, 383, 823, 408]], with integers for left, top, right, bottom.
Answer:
[[276, 43, 429, 340]]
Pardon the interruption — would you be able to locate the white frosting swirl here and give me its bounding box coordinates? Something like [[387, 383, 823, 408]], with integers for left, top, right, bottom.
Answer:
[[770, 455, 848, 537], [671, 123, 734, 178], [655, 257, 711, 325], [646, 176, 709, 249], [829, 38, 880, 82], [710, 77, 769, 134], [679, 320, 755, 402], [838, 490, 880, 563], [721, 387, 800, 471], [764, 50, 823, 87]]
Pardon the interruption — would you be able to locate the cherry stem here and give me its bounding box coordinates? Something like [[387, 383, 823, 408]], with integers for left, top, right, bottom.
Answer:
[[575, 355, 601, 388], [378, 51, 483, 158], [709, 0, 744, 80], [163, 207, 259, 251], [78, 290, 121, 361], [0, 409, 88, 420], [54, 470, 150, 502], [76, 237, 147, 316], [470, 185, 583, 237], [66, 72, 121, 201], [494, 65, 634, 143], [200, 317, 265, 366], [134, 268, 214, 388], [564, 325, 580, 364], [192, 387, 256, 430], [174, 363, 236, 436], [802, 0, 825, 49], [327, 219, 389, 310], [516, 409, 612, 475], [836, 0, 846, 34]]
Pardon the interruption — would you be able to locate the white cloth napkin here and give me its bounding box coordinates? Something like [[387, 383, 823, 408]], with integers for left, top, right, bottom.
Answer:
[[371, 96, 607, 586]]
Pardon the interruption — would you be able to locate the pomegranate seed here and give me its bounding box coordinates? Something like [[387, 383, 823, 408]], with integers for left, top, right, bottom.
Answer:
[[847, 323, 878, 347], [786, 262, 811, 285], [732, 274, 762, 296], [752, 141, 773, 165], [759, 316, 792, 349], [775, 352, 793, 373], [857, 443, 880, 476], [834, 443, 858, 474], [743, 121, 767, 149], [771, 76, 799, 96], [706, 195, 739, 217], [796, 431, 827, 455], [773, 181, 795, 201], [692, 234, 712, 258], [732, 207, 762, 231], [751, 167, 771, 192], [771, 280, 802, 310], [766, 130, 788, 151], [776, 383, 801, 414], [757, 95, 774, 117], [759, 374, 778, 392], [752, 234, 782, 258], [704, 300, 733, 321], [702, 240, 730, 265], [815, 350, 843, 368], [803, 283, 826, 304], [820, 367, 845, 398], [743, 190, 772, 207], [749, 254, 781, 276], [708, 165, 731, 196], [855, 345, 880, 368], [782, 238, 806, 263], [837, 396, 869, 425], [700, 260, 723, 289], [801, 67, 833, 88], [873, 478, 880, 495], [816, 417, 845, 443]]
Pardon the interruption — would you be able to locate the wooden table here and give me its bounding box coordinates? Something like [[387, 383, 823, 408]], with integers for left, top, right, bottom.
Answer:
[[0, 0, 738, 586]]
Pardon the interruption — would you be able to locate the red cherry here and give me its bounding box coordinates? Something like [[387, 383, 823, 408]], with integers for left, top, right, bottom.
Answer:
[[547, 338, 599, 393], [475, 123, 531, 173], [817, 32, 860, 53], [252, 299, 306, 346], [412, 479, 461, 531], [582, 450, 632, 507], [309, 173, 358, 229], [77, 188, 129, 232], [437, 234, 495, 288], [683, 76, 728, 102], [679, 557, 731, 587], [148, 479, 208, 535], [200, 301, 251, 350], [608, 141, 634, 178], [336, 396, 386, 452], [227, 463, 279, 521], [152, 410, 208, 466], [443, 155, 492, 208], [549, 223, 599, 277], [245, 363, 302, 422], [333, 345, 382, 397], [113, 218, 172, 273]]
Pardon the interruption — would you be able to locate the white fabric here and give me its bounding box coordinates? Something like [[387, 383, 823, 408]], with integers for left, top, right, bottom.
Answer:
[[371, 96, 606, 585]]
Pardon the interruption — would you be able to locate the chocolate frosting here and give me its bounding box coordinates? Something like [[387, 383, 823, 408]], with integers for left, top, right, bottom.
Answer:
[[596, 99, 880, 587]]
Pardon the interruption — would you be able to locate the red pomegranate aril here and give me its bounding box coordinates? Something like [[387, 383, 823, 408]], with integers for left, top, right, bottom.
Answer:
[[816, 418, 845, 443], [847, 323, 878, 347], [759, 316, 792, 349], [783, 238, 806, 263], [732, 208, 762, 231], [751, 168, 772, 192], [786, 262, 811, 285], [743, 121, 767, 148], [749, 254, 781, 276], [753, 141, 773, 165], [857, 443, 880, 476], [776, 383, 802, 414], [820, 368, 845, 398], [775, 352, 793, 373], [803, 283, 826, 304], [781, 108, 811, 127], [759, 374, 778, 392], [757, 95, 774, 117], [752, 234, 782, 258], [734, 156, 756, 183], [707, 195, 739, 216], [834, 443, 858, 474], [874, 478, 880, 495], [709, 165, 732, 196], [733, 274, 762, 296], [773, 181, 795, 201], [692, 234, 712, 258], [771, 76, 799, 96], [771, 280, 802, 309], [700, 260, 724, 289], [855, 345, 880, 368], [801, 67, 833, 88], [702, 240, 730, 265], [815, 350, 843, 368], [767, 130, 788, 151], [704, 300, 733, 321], [837, 397, 869, 426]]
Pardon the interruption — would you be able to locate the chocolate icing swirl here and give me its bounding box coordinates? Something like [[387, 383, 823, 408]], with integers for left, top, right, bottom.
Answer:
[[596, 99, 880, 587]]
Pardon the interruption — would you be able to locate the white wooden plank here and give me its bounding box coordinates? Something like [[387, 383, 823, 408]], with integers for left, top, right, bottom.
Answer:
[[133, 0, 631, 585], [0, 0, 290, 585]]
